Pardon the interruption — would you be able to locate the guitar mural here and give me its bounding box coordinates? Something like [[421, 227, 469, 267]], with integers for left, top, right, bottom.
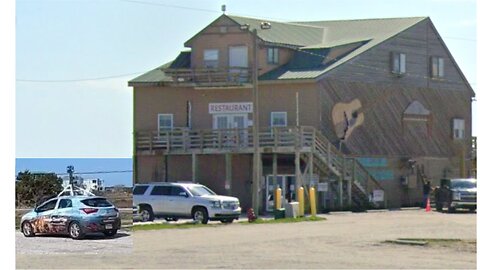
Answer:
[[331, 98, 364, 140]]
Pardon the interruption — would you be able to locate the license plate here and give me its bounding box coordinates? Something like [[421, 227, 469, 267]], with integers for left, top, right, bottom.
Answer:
[[105, 224, 113, 229]]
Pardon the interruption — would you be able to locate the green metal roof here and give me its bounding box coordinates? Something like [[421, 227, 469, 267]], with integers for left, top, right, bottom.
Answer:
[[128, 62, 172, 85], [129, 15, 427, 85]]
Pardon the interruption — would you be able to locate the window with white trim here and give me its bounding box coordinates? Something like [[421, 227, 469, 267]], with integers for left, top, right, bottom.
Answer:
[[158, 114, 173, 131], [391, 52, 406, 75], [431, 56, 444, 78], [271, 112, 287, 127], [453, 118, 465, 139], [204, 49, 219, 68], [267, 47, 279, 64]]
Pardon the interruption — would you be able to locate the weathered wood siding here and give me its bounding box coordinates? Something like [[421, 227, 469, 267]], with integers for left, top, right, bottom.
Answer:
[[317, 78, 472, 158], [326, 19, 472, 93]]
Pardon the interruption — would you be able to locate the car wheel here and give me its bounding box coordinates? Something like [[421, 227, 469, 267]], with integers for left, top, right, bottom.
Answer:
[[220, 218, 234, 224], [139, 205, 154, 222], [192, 207, 208, 224], [22, 221, 35, 237], [103, 229, 117, 237], [435, 204, 442, 212], [68, 221, 85, 240], [447, 206, 456, 213]]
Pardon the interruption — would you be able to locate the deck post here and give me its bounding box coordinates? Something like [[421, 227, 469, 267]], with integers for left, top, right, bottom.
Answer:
[[192, 153, 198, 183], [225, 153, 232, 195], [295, 150, 301, 200], [273, 153, 278, 188], [308, 151, 313, 188]]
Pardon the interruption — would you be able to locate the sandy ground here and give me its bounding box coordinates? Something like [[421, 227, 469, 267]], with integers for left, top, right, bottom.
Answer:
[[16, 210, 476, 269], [16, 230, 132, 255]]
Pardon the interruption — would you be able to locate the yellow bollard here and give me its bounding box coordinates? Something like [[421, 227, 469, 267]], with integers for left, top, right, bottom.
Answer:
[[275, 187, 282, 210], [309, 187, 317, 216], [297, 187, 305, 217]]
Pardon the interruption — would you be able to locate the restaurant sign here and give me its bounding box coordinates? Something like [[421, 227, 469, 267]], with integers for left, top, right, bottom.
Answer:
[[209, 102, 253, 114]]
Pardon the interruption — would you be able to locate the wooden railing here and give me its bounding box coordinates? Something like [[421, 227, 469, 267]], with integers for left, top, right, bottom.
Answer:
[[136, 126, 316, 152], [163, 67, 252, 86], [311, 130, 385, 202]]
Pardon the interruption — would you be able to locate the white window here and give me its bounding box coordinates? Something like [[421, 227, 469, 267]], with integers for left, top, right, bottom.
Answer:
[[431, 56, 444, 78], [204, 49, 219, 68], [267, 47, 279, 64], [158, 114, 173, 131], [453, 118, 465, 139], [391, 52, 406, 75], [271, 112, 287, 127]]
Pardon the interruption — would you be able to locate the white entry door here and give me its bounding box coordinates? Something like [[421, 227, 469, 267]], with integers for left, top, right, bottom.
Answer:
[[213, 114, 247, 129], [229, 46, 248, 82], [213, 114, 248, 147]]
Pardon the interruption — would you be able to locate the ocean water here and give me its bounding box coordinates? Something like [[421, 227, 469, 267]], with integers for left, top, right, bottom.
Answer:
[[15, 158, 133, 187]]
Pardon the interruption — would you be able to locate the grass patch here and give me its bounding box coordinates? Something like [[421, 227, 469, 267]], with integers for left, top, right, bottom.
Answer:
[[132, 222, 212, 231], [240, 216, 326, 224], [132, 216, 326, 231]]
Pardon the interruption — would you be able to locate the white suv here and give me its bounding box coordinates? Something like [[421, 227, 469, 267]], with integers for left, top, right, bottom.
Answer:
[[133, 182, 241, 224]]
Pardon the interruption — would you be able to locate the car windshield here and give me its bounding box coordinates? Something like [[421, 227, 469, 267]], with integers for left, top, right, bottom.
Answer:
[[451, 180, 477, 189], [187, 186, 216, 196]]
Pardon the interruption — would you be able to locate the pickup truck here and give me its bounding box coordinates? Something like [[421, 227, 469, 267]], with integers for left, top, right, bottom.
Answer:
[[434, 178, 477, 213]]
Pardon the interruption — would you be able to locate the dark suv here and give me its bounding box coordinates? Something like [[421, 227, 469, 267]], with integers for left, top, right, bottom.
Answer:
[[434, 178, 477, 213]]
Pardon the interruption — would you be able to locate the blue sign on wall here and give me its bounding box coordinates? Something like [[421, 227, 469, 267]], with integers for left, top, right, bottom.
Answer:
[[356, 157, 388, 167], [356, 157, 393, 181]]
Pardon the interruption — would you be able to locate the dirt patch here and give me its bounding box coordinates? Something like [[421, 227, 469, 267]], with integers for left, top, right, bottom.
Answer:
[[385, 238, 476, 253]]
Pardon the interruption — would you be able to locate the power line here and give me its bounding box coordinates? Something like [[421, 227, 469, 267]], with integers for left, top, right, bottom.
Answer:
[[16, 71, 144, 83], [118, 0, 219, 13]]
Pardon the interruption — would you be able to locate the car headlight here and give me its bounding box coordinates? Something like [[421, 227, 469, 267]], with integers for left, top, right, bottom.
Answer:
[[210, 201, 221, 208], [452, 191, 461, 201]]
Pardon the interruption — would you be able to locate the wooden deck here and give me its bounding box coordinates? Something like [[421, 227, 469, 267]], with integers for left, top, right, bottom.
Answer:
[[163, 67, 252, 87], [135, 126, 386, 208]]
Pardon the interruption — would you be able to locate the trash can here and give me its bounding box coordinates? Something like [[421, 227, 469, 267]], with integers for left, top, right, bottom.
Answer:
[[285, 202, 299, 218], [274, 208, 285, 219]]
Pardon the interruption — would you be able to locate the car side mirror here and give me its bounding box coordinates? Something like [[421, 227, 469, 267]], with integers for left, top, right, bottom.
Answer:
[[179, 192, 188, 198]]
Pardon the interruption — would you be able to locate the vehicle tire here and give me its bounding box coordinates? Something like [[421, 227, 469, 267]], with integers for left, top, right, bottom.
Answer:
[[220, 218, 234, 224], [22, 221, 35, 237], [447, 206, 456, 213], [435, 204, 442, 212], [68, 221, 85, 240], [192, 207, 208, 224], [469, 207, 476, 213], [139, 205, 154, 222], [103, 229, 117, 237]]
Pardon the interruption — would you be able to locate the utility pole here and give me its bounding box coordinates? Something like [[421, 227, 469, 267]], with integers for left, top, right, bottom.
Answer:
[[251, 28, 261, 214]]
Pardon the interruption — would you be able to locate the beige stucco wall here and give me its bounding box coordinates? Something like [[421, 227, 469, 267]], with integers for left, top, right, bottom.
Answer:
[[134, 82, 319, 132]]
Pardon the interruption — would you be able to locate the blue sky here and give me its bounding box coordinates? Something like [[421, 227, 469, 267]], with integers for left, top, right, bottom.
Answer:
[[15, 0, 477, 158]]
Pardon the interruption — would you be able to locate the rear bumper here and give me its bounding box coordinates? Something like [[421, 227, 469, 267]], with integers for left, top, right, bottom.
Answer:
[[81, 217, 121, 232]]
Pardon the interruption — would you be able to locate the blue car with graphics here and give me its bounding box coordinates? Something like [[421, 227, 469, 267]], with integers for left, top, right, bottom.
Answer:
[[20, 196, 121, 240]]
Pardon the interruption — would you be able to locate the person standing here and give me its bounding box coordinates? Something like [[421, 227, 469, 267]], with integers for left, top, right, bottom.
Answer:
[[423, 180, 432, 208]]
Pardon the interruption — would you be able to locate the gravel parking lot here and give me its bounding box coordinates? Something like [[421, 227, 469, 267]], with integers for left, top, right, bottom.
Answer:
[[16, 230, 132, 255], [16, 210, 476, 269]]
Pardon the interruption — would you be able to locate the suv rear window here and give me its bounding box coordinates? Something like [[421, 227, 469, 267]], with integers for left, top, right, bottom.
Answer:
[[133, 185, 149, 195], [81, 198, 113, 207]]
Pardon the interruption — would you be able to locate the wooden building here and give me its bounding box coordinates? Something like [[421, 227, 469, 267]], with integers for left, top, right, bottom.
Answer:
[[129, 15, 475, 212]]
